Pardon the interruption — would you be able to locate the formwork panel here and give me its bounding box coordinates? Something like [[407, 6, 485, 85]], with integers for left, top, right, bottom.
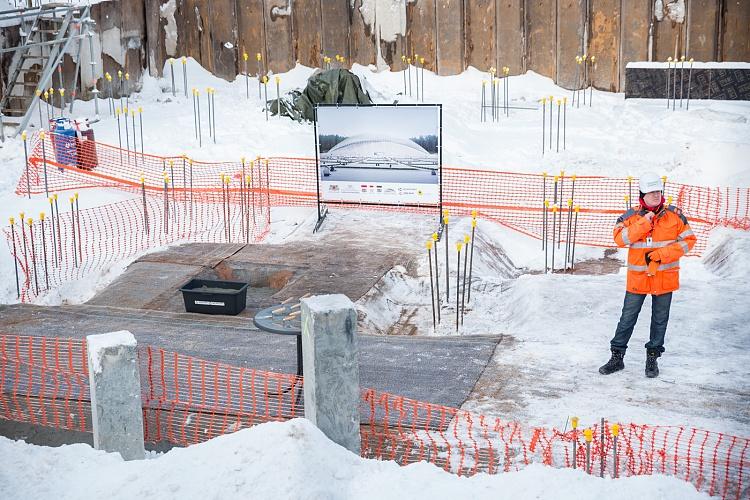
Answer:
[[349, 0, 377, 68], [264, 0, 295, 73], [589, 0, 621, 91], [557, 0, 585, 89], [293, 0, 322, 68], [466, 0, 495, 72], [526, 0, 557, 80], [236, 0, 266, 71], [207, 0, 239, 81], [620, 1, 650, 91], [436, 0, 463, 75], [320, 1, 350, 62], [687, 0, 718, 62], [496, 0, 523, 74], [654, 15, 684, 61], [722, 0, 750, 62], [407, 0, 437, 72]]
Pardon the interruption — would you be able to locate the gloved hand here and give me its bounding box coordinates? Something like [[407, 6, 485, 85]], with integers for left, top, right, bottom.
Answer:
[[646, 251, 661, 276]]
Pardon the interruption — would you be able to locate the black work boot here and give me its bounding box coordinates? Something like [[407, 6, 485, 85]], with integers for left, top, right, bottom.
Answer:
[[645, 350, 660, 378], [599, 349, 625, 375]]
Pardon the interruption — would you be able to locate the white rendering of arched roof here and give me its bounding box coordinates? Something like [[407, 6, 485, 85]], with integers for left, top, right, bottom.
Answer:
[[326, 134, 430, 158]]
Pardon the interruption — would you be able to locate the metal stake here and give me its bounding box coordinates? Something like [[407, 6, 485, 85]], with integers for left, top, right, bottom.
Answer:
[[461, 235, 469, 324], [433, 233, 441, 323], [427, 242, 436, 330], [666, 58, 671, 108], [444, 215, 449, 301], [556, 100, 561, 152], [40, 132, 49, 197], [686, 58, 694, 110], [570, 206, 580, 270], [600, 418, 605, 478], [75, 194, 81, 261], [455, 242, 461, 332], [9, 218, 20, 298], [169, 59, 176, 96], [22, 132, 30, 198], [28, 219, 39, 295], [541, 98, 546, 155]]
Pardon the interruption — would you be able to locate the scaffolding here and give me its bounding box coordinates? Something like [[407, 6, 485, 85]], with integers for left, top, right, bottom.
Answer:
[[0, 2, 92, 139]]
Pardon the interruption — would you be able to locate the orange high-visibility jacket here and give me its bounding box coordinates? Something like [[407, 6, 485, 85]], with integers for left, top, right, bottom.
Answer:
[[613, 205, 697, 295]]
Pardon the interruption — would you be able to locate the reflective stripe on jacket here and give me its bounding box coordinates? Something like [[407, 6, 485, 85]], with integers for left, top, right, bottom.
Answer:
[[613, 205, 697, 295]]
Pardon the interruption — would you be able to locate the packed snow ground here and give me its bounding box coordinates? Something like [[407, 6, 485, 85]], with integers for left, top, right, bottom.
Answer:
[[0, 58, 748, 497], [0, 418, 712, 500]]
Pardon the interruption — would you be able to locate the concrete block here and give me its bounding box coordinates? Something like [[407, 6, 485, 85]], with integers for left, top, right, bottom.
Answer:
[[301, 294, 360, 454], [86, 330, 145, 461]]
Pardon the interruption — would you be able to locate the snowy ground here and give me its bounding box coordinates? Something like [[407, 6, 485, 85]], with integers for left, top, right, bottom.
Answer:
[[0, 418, 712, 500], [1, 58, 748, 496]]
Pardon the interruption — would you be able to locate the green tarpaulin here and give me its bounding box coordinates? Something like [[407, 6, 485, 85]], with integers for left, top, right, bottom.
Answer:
[[269, 68, 372, 122]]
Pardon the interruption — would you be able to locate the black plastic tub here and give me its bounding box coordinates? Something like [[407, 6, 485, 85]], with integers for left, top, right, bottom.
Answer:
[[180, 279, 249, 315]]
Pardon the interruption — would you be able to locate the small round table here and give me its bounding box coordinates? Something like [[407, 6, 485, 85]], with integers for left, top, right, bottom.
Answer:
[[253, 301, 303, 377]]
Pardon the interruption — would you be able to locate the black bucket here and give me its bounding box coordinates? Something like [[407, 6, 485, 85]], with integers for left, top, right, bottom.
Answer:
[[180, 279, 249, 315]]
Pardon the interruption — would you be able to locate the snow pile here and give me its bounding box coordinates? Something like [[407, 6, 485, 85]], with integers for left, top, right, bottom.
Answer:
[[701, 228, 750, 280], [0, 418, 711, 500], [85, 330, 136, 375]]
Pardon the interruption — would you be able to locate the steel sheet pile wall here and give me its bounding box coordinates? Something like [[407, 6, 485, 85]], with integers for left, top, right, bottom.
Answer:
[[3, 0, 749, 101]]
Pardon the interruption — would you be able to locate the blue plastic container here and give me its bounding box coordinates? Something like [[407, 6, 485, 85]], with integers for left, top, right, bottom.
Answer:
[[49, 118, 77, 167]]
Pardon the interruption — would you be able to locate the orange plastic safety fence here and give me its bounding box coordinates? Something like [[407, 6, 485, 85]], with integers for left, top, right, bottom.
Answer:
[[7, 141, 272, 301], [1, 334, 747, 499], [0, 334, 90, 433], [139, 345, 304, 446], [359, 390, 748, 500], [18, 134, 750, 246]]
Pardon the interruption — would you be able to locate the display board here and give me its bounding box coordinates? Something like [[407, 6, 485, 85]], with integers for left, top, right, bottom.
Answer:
[[315, 104, 442, 207]]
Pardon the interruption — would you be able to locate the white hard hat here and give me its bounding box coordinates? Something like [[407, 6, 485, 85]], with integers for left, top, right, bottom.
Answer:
[[639, 172, 662, 194]]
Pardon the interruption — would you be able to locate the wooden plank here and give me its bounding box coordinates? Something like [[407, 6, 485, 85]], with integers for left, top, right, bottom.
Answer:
[[264, 0, 295, 73], [687, 0, 718, 62], [722, 0, 750, 62], [620, 1, 650, 91], [436, 0, 463, 75], [206, 0, 238, 80], [320, 1, 350, 63], [496, 0, 523, 75], [465, 0, 494, 71], [526, 0, 556, 80], [236, 0, 266, 76], [293, 0, 322, 68], [556, 0, 585, 89], [349, 0, 376, 68], [407, 0, 437, 72], [589, 0, 620, 91]]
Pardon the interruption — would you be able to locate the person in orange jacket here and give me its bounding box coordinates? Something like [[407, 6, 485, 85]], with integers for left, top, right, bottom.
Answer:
[[599, 172, 697, 378]]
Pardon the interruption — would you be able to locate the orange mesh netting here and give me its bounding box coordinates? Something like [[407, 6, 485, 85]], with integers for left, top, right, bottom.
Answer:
[[1, 334, 747, 499], [6, 131, 750, 300]]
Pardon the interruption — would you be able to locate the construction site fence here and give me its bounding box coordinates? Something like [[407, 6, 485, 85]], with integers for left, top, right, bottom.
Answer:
[[0, 333, 747, 499], [7, 131, 750, 301]]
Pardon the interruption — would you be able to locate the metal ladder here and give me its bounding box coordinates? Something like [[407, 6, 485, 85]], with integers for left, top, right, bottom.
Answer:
[[0, 3, 91, 138]]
